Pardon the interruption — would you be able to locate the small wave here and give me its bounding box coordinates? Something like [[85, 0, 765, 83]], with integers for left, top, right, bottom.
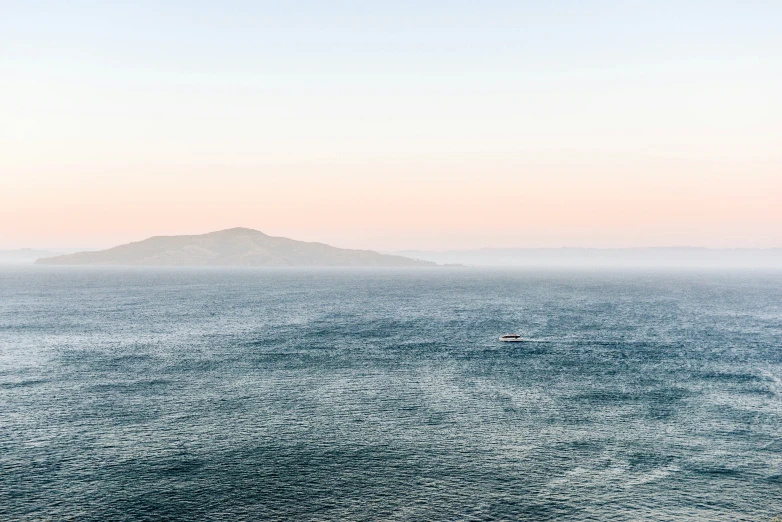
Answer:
[[0, 378, 49, 389], [766, 474, 782, 484], [700, 370, 763, 383], [88, 378, 172, 391], [624, 465, 681, 487]]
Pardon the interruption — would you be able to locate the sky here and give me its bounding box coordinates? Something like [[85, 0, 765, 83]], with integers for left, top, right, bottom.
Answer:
[[2, 1, 781, 251]]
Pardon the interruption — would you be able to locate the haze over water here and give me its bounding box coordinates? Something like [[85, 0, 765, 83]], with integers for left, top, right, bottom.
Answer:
[[2, 267, 781, 520]]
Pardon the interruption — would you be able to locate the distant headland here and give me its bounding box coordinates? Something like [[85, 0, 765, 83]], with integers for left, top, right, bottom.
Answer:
[[35, 228, 434, 267]]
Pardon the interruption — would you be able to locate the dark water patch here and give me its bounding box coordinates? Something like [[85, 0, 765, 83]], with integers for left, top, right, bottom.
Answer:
[[699, 370, 764, 384], [686, 464, 742, 477], [766, 474, 782, 484], [0, 378, 50, 389], [107, 353, 158, 363], [241, 335, 290, 348], [573, 390, 640, 404], [87, 378, 173, 392], [644, 405, 678, 420]]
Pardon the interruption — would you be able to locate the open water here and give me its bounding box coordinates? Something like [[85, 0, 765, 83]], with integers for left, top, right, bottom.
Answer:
[[1, 267, 781, 521]]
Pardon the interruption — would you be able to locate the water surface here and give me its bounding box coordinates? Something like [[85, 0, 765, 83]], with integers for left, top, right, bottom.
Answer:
[[1, 267, 781, 520]]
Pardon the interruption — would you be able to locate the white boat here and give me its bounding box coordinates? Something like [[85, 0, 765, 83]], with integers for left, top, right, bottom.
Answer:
[[499, 334, 523, 342]]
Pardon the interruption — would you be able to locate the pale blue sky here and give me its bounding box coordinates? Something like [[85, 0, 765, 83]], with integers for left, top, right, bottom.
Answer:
[[2, 1, 781, 249]]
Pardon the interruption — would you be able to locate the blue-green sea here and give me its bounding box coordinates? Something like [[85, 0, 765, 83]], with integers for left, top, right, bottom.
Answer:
[[2, 267, 781, 520]]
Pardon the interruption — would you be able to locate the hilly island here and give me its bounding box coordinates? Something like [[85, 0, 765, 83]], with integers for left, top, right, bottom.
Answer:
[[35, 228, 434, 267]]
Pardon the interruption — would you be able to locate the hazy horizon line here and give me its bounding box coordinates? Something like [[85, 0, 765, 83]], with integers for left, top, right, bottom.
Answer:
[[2, 226, 781, 253], [4, 244, 782, 253]]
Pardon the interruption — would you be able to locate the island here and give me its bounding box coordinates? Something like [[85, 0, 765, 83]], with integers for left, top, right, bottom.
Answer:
[[35, 228, 435, 267]]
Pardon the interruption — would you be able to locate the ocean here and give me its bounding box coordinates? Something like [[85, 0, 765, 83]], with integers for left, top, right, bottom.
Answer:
[[1, 267, 781, 521]]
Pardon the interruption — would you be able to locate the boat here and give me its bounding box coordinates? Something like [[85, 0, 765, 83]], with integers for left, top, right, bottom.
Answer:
[[499, 334, 523, 342]]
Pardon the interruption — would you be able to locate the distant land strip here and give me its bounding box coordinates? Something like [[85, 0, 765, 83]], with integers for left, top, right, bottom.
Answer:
[[34, 228, 434, 267]]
